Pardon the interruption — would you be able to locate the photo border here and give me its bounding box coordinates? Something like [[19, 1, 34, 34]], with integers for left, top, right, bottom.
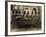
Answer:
[[5, 1, 45, 36]]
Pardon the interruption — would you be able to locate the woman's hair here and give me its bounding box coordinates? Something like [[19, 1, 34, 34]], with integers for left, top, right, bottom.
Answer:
[[32, 8, 37, 14]]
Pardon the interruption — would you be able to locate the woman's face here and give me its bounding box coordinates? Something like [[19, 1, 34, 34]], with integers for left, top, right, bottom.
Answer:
[[33, 10, 35, 14], [32, 10, 36, 16], [15, 6, 18, 10]]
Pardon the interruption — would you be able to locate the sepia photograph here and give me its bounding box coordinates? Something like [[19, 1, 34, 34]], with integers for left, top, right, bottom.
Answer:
[[5, 1, 45, 36], [11, 5, 41, 32]]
